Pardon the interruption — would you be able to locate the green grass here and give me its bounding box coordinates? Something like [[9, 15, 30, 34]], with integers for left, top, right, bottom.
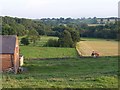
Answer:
[[2, 57, 118, 88], [20, 46, 78, 59], [20, 36, 78, 59], [38, 36, 58, 47], [29, 36, 58, 47], [19, 36, 58, 47], [13, 36, 118, 88]]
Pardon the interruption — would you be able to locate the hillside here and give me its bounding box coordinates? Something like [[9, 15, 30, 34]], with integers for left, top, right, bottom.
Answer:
[[1, 16, 119, 39]]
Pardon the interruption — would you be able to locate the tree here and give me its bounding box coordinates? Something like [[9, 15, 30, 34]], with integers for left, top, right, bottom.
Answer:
[[21, 37, 29, 45], [37, 29, 46, 35], [58, 30, 73, 47], [2, 24, 17, 35], [52, 25, 65, 33], [28, 29, 40, 45], [70, 30, 80, 44], [16, 24, 26, 36], [65, 26, 80, 46]]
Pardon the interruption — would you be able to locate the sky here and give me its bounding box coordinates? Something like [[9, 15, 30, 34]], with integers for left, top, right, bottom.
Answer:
[[0, 0, 119, 19], [118, 1, 120, 18]]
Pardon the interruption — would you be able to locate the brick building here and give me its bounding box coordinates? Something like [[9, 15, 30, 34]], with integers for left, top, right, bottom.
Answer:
[[0, 35, 20, 73]]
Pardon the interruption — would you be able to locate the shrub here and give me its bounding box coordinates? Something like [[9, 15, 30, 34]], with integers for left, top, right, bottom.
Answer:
[[45, 39, 59, 47], [21, 37, 30, 45]]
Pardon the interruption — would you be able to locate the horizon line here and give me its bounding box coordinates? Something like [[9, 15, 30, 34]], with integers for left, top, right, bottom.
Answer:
[[0, 15, 118, 19]]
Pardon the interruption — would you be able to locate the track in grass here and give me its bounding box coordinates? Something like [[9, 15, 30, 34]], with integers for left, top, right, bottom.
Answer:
[[77, 39, 118, 56]]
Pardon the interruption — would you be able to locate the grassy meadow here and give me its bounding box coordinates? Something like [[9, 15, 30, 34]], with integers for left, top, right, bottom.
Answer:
[[20, 36, 78, 59], [28, 36, 58, 47], [77, 38, 118, 56], [2, 36, 119, 88], [20, 46, 78, 59], [2, 57, 118, 88]]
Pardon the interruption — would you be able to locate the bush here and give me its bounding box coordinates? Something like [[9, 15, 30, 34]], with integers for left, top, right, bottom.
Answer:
[[21, 37, 29, 45], [45, 39, 59, 47]]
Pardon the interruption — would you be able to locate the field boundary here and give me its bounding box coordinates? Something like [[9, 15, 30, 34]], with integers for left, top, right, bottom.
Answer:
[[76, 48, 82, 56], [26, 57, 79, 60], [25, 56, 118, 61]]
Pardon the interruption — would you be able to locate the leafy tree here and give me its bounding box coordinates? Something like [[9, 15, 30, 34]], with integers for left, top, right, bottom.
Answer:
[[21, 37, 29, 45], [28, 29, 40, 45], [70, 30, 80, 44], [65, 26, 80, 45], [58, 30, 73, 47], [37, 29, 46, 35], [2, 24, 17, 35], [52, 25, 65, 33]]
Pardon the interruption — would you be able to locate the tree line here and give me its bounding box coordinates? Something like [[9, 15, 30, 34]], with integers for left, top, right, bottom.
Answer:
[[1, 16, 97, 36], [1, 16, 119, 47], [81, 22, 118, 39]]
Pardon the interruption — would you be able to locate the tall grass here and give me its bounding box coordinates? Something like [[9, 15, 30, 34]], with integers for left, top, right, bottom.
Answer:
[[3, 57, 118, 88]]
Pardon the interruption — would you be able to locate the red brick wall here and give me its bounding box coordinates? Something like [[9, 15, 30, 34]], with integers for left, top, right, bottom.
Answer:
[[0, 54, 13, 71]]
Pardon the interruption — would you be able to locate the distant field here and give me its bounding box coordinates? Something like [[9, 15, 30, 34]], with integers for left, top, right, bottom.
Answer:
[[77, 38, 118, 56], [20, 36, 78, 59], [30, 36, 58, 47], [37, 36, 58, 47], [20, 46, 78, 59], [88, 24, 105, 26], [3, 57, 118, 88], [19, 36, 58, 47]]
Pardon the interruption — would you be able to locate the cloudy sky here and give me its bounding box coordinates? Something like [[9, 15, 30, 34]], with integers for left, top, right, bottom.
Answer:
[[0, 0, 119, 19]]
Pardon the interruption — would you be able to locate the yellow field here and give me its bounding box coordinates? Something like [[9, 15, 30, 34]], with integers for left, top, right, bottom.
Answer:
[[76, 40, 118, 56]]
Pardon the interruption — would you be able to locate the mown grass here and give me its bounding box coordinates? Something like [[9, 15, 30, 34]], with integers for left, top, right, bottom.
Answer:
[[20, 46, 78, 59], [77, 38, 118, 56], [2, 57, 118, 88]]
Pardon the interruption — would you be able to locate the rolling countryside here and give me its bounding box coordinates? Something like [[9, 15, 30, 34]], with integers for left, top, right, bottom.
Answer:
[[1, 5, 119, 89], [2, 36, 119, 88]]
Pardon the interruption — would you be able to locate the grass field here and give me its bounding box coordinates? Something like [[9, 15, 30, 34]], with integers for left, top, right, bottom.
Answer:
[[5, 36, 118, 88], [20, 46, 78, 59], [29, 36, 58, 47], [88, 24, 105, 26], [2, 57, 118, 88], [77, 38, 118, 56], [20, 36, 78, 59]]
